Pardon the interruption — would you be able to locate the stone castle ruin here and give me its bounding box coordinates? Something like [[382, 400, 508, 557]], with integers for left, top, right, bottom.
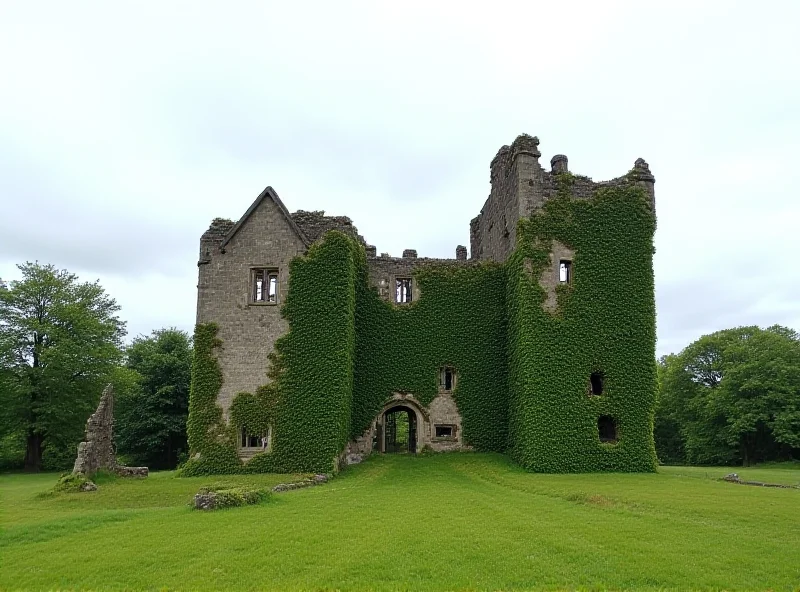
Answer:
[[189, 134, 658, 474], [72, 384, 148, 478]]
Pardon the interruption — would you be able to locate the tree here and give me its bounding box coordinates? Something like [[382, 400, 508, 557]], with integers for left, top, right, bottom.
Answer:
[[653, 354, 685, 464], [658, 325, 800, 466], [116, 329, 192, 469], [0, 262, 125, 471]]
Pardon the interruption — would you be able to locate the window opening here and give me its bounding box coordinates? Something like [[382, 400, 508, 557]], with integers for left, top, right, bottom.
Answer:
[[559, 260, 572, 283], [597, 416, 618, 443], [267, 272, 277, 303], [241, 427, 263, 448], [395, 278, 412, 303], [589, 371, 604, 396], [253, 269, 278, 303], [435, 425, 454, 439], [440, 367, 455, 392]]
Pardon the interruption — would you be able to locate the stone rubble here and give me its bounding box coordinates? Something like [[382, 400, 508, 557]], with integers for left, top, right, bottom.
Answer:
[[72, 384, 149, 479]]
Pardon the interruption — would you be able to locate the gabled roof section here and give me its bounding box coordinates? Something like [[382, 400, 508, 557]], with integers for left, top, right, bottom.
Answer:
[[220, 186, 311, 249]]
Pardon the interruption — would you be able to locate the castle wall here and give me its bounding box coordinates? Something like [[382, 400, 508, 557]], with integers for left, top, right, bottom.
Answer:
[[196, 197, 307, 416], [470, 135, 546, 262], [365, 254, 476, 303]]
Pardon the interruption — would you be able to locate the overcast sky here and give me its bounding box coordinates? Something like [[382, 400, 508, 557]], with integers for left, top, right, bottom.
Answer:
[[1, 1, 798, 356]]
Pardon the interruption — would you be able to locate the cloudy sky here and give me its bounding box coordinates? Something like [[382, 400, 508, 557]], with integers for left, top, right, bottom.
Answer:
[[1, 1, 798, 356]]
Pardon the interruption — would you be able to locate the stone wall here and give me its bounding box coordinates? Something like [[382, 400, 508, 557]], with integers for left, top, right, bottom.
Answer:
[[73, 385, 116, 475], [290, 210, 365, 244], [470, 135, 544, 262], [470, 135, 655, 263], [366, 255, 479, 303], [196, 194, 308, 416], [346, 391, 469, 458]]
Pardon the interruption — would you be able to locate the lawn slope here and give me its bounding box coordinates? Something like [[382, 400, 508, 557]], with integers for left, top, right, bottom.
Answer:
[[1, 454, 798, 591]]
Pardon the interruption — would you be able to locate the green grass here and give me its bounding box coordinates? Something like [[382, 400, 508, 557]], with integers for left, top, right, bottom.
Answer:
[[1, 454, 798, 591]]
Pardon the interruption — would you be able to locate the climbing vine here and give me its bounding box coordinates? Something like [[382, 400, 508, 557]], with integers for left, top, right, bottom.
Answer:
[[351, 260, 508, 451], [183, 170, 657, 475], [507, 173, 658, 472], [181, 323, 241, 476]]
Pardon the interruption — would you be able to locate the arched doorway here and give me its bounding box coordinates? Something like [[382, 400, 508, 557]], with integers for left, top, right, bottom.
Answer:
[[376, 405, 417, 454]]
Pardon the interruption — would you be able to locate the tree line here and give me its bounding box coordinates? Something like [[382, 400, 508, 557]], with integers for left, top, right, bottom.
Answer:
[[0, 262, 191, 471], [1, 262, 798, 471], [655, 325, 800, 466]]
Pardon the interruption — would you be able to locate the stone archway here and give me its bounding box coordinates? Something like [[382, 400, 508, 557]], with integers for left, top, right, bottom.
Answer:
[[354, 393, 429, 456], [380, 405, 417, 453]]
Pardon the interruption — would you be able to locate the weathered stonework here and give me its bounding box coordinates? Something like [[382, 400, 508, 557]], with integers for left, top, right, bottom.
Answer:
[[72, 384, 148, 478], [539, 240, 575, 314], [194, 134, 655, 463]]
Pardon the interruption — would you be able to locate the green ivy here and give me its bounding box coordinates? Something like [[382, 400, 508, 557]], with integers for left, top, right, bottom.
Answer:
[[180, 323, 240, 476], [351, 260, 508, 451], [507, 174, 658, 472], [184, 172, 657, 475]]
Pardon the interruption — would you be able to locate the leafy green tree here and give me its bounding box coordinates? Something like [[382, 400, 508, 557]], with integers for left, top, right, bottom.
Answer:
[[653, 354, 685, 464], [659, 325, 800, 466], [0, 262, 125, 471], [116, 329, 192, 469]]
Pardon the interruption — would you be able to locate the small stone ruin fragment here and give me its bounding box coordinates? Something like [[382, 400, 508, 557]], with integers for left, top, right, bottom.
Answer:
[[72, 384, 149, 485]]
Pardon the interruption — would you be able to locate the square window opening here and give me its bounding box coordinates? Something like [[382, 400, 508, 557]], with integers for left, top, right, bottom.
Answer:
[[241, 427, 270, 450]]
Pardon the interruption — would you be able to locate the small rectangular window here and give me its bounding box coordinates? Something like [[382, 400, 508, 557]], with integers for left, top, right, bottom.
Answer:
[[440, 367, 455, 392], [252, 268, 278, 303], [559, 260, 572, 283], [435, 425, 454, 439], [395, 278, 412, 303]]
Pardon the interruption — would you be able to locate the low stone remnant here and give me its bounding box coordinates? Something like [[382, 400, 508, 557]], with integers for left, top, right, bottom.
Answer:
[[271, 474, 328, 493], [722, 473, 798, 489], [114, 465, 149, 478], [346, 453, 363, 465], [72, 384, 149, 479], [193, 475, 330, 510]]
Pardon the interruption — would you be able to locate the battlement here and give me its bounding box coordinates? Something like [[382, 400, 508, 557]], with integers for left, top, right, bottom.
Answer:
[[471, 134, 655, 262]]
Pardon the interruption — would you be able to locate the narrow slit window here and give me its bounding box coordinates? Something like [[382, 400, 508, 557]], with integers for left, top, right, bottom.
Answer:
[[254, 270, 266, 302], [395, 278, 412, 303], [444, 369, 453, 391], [559, 260, 572, 283], [435, 425, 454, 439], [267, 273, 278, 303]]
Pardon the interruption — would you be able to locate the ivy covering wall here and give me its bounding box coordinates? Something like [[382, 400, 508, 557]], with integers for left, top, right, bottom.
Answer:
[[507, 174, 658, 472], [183, 173, 657, 475]]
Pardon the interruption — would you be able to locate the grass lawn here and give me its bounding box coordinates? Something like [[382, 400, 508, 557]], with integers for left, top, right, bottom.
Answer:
[[1, 453, 799, 591]]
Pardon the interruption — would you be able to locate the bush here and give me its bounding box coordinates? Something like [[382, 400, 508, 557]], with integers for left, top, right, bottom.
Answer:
[[193, 484, 272, 510]]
